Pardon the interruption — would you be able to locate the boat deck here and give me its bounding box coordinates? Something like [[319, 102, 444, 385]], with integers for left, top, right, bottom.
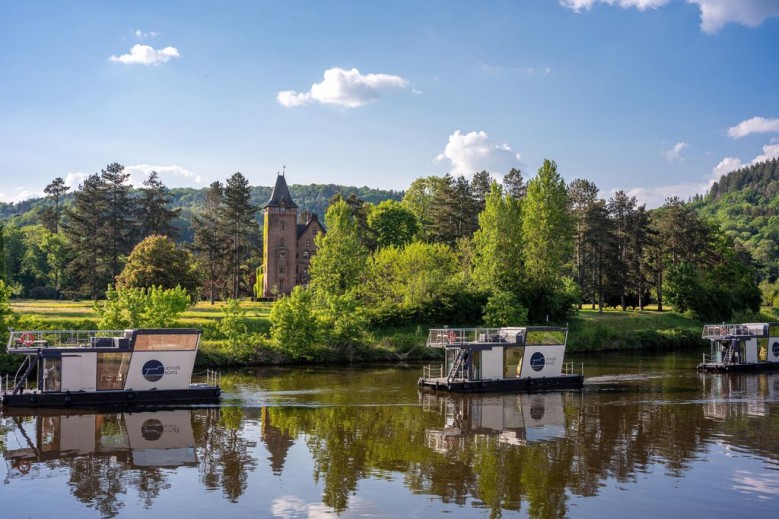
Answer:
[[418, 374, 584, 392]]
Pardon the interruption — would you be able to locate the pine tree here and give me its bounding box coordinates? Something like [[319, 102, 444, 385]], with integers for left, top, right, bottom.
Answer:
[[101, 163, 135, 283], [503, 167, 526, 199], [61, 174, 111, 298], [138, 171, 180, 240], [191, 181, 229, 303], [42, 177, 70, 233], [221, 172, 259, 299]]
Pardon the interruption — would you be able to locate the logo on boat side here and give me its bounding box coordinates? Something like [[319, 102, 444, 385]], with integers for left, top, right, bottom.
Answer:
[[530, 352, 545, 372], [142, 360, 164, 382], [773, 341, 779, 358], [141, 419, 164, 441]]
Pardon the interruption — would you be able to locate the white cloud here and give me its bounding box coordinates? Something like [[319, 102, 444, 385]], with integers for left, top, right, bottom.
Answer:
[[0, 187, 43, 204], [109, 44, 180, 65], [663, 141, 688, 162], [560, 0, 670, 12], [64, 171, 89, 189], [124, 164, 205, 187], [752, 142, 779, 163], [134, 29, 159, 39], [711, 157, 744, 179], [689, 0, 779, 33], [561, 0, 779, 32], [728, 116, 779, 139], [435, 130, 521, 176], [277, 67, 409, 108]]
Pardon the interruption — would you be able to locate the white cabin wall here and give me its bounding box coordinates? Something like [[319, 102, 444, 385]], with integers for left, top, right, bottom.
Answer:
[[745, 338, 758, 363], [124, 351, 197, 390], [519, 345, 565, 378], [61, 353, 97, 392], [481, 348, 503, 379]]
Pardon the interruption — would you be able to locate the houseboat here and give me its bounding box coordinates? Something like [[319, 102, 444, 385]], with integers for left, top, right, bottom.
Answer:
[[418, 326, 583, 392], [698, 322, 779, 372], [1, 328, 221, 408]]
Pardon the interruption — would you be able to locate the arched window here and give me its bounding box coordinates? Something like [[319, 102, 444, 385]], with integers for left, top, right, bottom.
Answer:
[[303, 250, 310, 260]]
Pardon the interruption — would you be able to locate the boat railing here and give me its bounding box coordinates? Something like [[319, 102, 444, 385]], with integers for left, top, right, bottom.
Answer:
[[702, 323, 767, 339], [7, 330, 129, 351], [422, 364, 444, 380], [426, 328, 514, 348], [563, 362, 584, 376], [205, 369, 222, 387]]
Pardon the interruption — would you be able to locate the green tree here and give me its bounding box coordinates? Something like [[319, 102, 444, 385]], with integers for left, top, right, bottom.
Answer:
[[138, 171, 180, 240], [191, 181, 230, 303], [269, 286, 320, 360], [367, 200, 419, 249], [101, 163, 135, 283], [309, 199, 368, 299], [472, 181, 524, 293], [116, 234, 201, 296], [61, 173, 111, 298], [41, 176, 70, 233], [221, 172, 259, 299], [522, 160, 573, 289], [219, 298, 251, 355], [96, 285, 191, 329], [503, 167, 526, 199], [482, 290, 528, 327]]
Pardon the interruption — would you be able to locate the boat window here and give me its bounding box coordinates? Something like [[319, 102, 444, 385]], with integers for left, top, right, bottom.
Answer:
[[504, 347, 524, 378], [96, 352, 131, 390], [133, 333, 199, 351], [43, 358, 62, 392], [525, 330, 566, 345]]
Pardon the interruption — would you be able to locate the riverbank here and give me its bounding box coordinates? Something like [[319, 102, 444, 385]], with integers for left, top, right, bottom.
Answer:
[[0, 299, 718, 373]]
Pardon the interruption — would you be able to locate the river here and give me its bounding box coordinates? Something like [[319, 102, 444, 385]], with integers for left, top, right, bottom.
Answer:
[[2, 351, 779, 518]]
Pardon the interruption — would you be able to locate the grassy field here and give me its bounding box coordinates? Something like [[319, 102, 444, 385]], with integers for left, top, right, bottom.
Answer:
[[3, 299, 715, 369], [10, 299, 273, 328]]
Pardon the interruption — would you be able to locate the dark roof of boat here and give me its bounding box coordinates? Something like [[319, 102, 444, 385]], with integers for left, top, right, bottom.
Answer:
[[264, 173, 298, 209]]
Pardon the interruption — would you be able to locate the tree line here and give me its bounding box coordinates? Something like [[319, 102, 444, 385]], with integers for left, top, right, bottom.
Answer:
[[0, 160, 761, 338]]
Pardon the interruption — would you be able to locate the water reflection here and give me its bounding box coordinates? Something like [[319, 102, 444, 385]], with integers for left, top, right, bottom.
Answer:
[[421, 392, 569, 451], [1, 360, 779, 519]]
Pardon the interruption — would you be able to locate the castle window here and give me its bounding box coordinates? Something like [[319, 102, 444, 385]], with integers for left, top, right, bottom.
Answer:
[[303, 251, 310, 260], [306, 239, 311, 247], [279, 264, 285, 274]]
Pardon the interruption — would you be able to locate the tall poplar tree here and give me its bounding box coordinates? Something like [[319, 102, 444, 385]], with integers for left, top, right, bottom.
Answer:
[[522, 160, 573, 289], [472, 181, 524, 293]]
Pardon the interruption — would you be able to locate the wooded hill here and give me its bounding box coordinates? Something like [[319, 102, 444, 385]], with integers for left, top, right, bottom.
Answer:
[[0, 182, 404, 241], [694, 158, 779, 280]]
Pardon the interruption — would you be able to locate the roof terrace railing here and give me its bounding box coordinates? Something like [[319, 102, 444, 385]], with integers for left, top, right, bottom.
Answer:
[[7, 330, 128, 351]]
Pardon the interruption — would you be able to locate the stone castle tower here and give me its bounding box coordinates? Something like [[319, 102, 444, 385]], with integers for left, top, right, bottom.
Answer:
[[262, 172, 325, 297]]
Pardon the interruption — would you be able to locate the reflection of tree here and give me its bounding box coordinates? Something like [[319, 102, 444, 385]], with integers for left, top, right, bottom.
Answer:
[[131, 468, 171, 509], [67, 454, 128, 518], [193, 407, 257, 502], [261, 407, 295, 475]]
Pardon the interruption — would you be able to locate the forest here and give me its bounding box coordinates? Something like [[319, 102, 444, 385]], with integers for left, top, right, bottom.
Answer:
[[0, 159, 769, 360]]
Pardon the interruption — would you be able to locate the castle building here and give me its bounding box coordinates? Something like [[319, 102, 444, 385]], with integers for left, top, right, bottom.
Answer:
[[262, 172, 325, 297]]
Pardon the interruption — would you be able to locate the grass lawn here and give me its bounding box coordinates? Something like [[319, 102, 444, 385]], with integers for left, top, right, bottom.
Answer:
[[10, 299, 273, 329]]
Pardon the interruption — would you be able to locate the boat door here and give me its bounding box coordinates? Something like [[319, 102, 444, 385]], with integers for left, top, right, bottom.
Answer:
[[40, 354, 62, 392]]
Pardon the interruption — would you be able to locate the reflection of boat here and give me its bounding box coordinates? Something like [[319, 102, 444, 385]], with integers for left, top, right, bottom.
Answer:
[[1, 329, 221, 408], [3, 410, 197, 479], [701, 372, 779, 420], [421, 392, 569, 451], [418, 326, 583, 392], [698, 323, 779, 372]]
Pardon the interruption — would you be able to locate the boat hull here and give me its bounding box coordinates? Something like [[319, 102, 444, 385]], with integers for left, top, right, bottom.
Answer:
[[1, 385, 221, 409], [697, 361, 779, 373], [418, 374, 584, 392]]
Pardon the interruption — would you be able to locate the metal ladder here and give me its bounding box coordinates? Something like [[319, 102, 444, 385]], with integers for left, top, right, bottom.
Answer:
[[12, 355, 36, 395], [447, 349, 467, 383]]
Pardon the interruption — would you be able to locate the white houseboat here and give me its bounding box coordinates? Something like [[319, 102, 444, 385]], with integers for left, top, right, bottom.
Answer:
[[698, 322, 779, 372], [1, 328, 221, 408], [418, 326, 583, 392]]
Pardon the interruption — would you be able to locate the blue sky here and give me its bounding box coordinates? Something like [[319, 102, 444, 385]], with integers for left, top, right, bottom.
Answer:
[[1, 0, 778, 207]]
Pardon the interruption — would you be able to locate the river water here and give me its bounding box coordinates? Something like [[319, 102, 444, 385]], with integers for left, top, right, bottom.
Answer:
[[2, 351, 779, 518]]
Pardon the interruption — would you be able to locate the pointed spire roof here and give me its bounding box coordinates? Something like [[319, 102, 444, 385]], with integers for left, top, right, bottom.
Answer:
[[264, 172, 298, 209]]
